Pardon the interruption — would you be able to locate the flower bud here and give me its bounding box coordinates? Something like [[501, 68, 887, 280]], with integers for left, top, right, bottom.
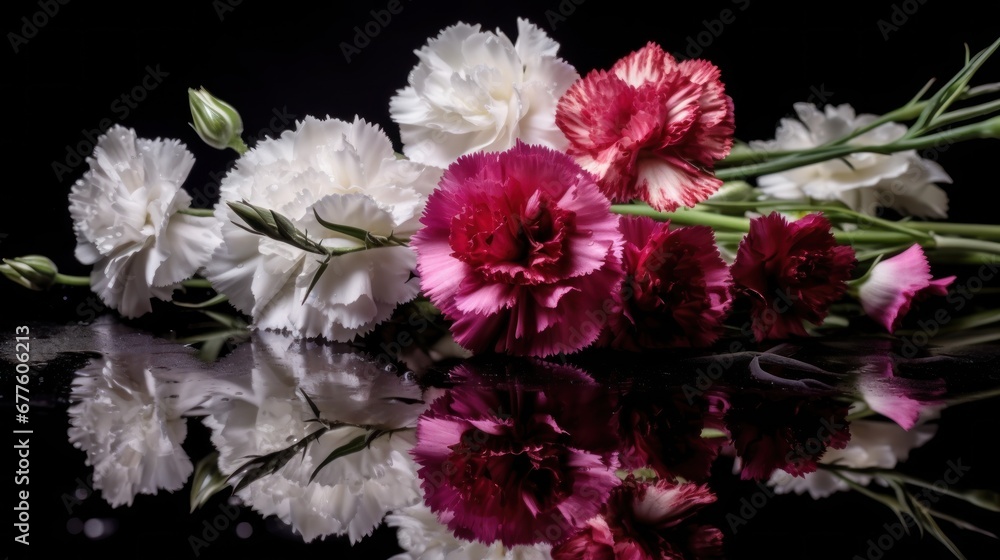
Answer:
[[188, 87, 245, 151], [1, 255, 58, 290]]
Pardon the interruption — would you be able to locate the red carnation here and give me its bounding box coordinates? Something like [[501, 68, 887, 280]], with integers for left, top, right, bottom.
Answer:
[[730, 213, 856, 341], [608, 217, 733, 349], [556, 43, 735, 212]]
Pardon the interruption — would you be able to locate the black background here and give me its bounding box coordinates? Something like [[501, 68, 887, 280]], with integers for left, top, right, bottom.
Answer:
[[3, 0, 1000, 558]]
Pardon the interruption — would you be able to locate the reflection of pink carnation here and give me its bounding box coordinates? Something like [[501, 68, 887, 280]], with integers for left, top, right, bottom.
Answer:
[[857, 244, 954, 333], [609, 217, 732, 349], [412, 142, 624, 357], [411, 362, 621, 548], [556, 43, 734, 212], [553, 476, 724, 560]]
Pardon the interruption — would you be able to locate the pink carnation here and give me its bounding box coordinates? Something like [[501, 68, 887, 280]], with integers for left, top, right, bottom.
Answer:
[[730, 213, 856, 341], [553, 476, 724, 560], [556, 43, 735, 212], [411, 362, 621, 547], [412, 141, 624, 357], [857, 244, 955, 333], [608, 217, 733, 349]]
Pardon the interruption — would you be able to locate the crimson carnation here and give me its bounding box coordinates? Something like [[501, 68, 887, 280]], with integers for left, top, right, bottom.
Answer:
[[412, 141, 624, 357], [411, 361, 621, 548], [553, 476, 724, 560], [730, 213, 856, 341], [556, 43, 735, 212], [608, 217, 732, 349]]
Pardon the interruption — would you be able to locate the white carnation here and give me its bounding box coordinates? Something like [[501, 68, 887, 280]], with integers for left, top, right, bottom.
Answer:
[[750, 103, 952, 218], [69, 125, 221, 317], [67, 355, 194, 508], [205, 116, 441, 341], [204, 332, 429, 543], [390, 18, 579, 168]]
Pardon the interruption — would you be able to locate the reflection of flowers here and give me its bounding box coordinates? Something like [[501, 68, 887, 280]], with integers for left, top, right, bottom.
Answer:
[[768, 418, 937, 499], [412, 142, 624, 357], [730, 212, 856, 341], [750, 103, 952, 218], [725, 389, 851, 480], [608, 217, 733, 350], [205, 116, 440, 341], [552, 476, 724, 560], [556, 43, 735, 212], [411, 362, 620, 547], [203, 332, 428, 542], [390, 18, 578, 168], [67, 355, 194, 507], [69, 125, 221, 317], [388, 503, 553, 560]]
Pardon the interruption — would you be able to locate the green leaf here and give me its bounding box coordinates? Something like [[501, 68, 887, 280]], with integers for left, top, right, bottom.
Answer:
[[910, 37, 1000, 135], [228, 428, 328, 494], [190, 452, 230, 513], [309, 430, 383, 483], [173, 293, 230, 309], [313, 208, 379, 243], [302, 256, 331, 304]]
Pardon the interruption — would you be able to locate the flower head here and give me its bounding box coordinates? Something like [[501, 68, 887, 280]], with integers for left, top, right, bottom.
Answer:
[[730, 212, 856, 341], [204, 116, 441, 341], [552, 476, 724, 560], [556, 43, 735, 212], [411, 362, 620, 548], [857, 244, 955, 333], [608, 217, 733, 349], [391, 19, 579, 168], [69, 126, 221, 317], [412, 142, 624, 357], [751, 103, 952, 217]]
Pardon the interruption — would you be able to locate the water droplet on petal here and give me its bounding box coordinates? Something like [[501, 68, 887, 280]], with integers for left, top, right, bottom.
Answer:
[[587, 240, 595, 246]]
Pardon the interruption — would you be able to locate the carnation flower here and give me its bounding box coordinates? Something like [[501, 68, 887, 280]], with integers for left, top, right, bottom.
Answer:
[[552, 476, 724, 560], [856, 244, 955, 333], [767, 418, 937, 499], [617, 387, 729, 483], [730, 212, 856, 341], [411, 361, 621, 548], [556, 43, 735, 212], [390, 18, 579, 168], [66, 320, 216, 508], [204, 116, 441, 341], [203, 332, 428, 543], [608, 217, 733, 349], [725, 389, 852, 481], [750, 103, 953, 218], [388, 504, 553, 560], [412, 142, 624, 357], [69, 125, 221, 317]]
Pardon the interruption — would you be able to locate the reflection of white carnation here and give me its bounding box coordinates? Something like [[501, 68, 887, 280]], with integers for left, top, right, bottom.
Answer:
[[67, 355, 194, 508], [69, 125, 221, 317], [767, 418, 937, 499], [205, 116, 441, 341], [388, 504, 553, 560], [390, 18, 579, 168], [750, 103, 952, 218], [204, 332, 428, 542]]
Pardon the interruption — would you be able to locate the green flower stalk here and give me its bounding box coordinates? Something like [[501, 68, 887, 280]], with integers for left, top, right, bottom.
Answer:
[[188, 87, 248, 154]]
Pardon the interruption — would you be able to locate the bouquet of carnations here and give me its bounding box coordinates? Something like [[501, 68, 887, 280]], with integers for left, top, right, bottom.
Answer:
[[8, 18, 1000, 559]]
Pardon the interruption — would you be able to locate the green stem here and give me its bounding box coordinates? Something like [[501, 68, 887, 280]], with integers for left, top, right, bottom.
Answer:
[[610, 205, 751, 231], [53, 273, 91, 286], [178, 208, 216, 217], [715, 122, 995, 181], [182, 278, 214, 289], [229, 137, 250, 155], [906, 221, 1000, 239], [933, 235, 1000, 255]]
